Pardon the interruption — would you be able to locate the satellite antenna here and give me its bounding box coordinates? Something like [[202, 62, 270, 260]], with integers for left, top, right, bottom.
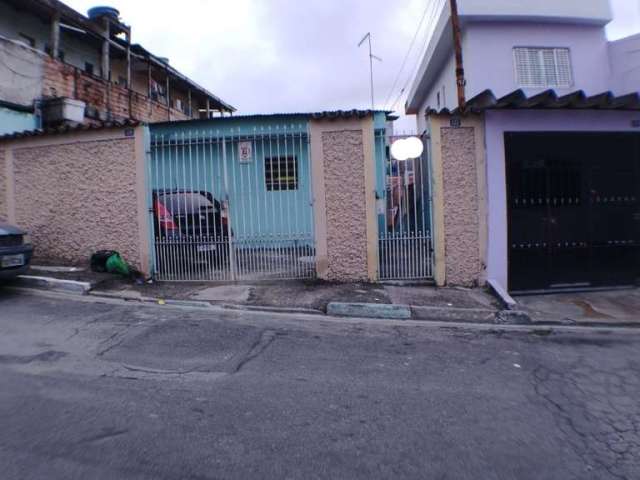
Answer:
[[358, 32, 382, 110]]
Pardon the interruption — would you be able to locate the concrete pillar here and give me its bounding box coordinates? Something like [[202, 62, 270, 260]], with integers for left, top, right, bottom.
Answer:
[[428, 113, 487, 287], [309, 116, 378, 282], [101, 18, 110, 80], [125, 32, 132, 88], [165, 74, 170, 120], [50, 12, 61, 59]]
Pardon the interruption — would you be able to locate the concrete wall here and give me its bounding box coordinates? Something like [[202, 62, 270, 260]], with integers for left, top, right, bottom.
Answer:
[[406, 0, 614, 114], [414, 21, 615, 117], [484, 109, 640, 291], [458, 0, 612, 25], [609, 33, 640, 95], [0, 36, 45, 107], [464, 22, 613, 101], [0, 127, 150, 272], [428, 114, 487, 287], [310, 116, 378, 282], [0, 34, 191, 126]]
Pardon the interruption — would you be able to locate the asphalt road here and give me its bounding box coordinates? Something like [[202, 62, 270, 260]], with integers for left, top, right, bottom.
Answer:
[[1, 289, 639, 480]]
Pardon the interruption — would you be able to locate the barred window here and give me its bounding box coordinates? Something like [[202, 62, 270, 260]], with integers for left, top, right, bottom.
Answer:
[[514, 47, 573, 88], [265, 156, 298, 191]]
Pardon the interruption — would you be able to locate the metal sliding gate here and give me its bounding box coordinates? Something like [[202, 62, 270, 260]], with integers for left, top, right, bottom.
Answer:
[[376, 132, 434, 280], [148, 124, 316, 281]]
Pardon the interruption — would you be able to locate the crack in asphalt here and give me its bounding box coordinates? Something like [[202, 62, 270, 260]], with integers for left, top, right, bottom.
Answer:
[[531, 361, 640, 480], [231, 329, 278, 374], [78, 427, 129, 445]]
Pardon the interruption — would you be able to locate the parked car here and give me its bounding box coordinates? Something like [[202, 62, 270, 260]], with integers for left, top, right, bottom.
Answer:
[[152, 190, 230, 271], [0, 222, 34, 279]]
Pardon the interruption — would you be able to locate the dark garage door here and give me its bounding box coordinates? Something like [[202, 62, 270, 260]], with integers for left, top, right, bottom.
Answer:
[[506, 132, 640, 292]]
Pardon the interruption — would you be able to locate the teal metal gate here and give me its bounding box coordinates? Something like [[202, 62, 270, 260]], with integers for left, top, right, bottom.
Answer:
[[375, 131, 434, 280], [148, 121, 315, 281]]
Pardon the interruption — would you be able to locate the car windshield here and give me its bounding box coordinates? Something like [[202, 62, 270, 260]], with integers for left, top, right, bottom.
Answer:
[[158, 193, 215, 214]]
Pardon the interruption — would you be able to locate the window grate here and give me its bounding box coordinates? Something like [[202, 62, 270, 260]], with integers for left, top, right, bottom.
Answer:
[[514, 47, 573, 88], [265, 156, 298, 191]]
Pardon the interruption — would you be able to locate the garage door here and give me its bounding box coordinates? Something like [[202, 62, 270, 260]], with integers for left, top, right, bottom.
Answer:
[[506, 132, 640, 292]]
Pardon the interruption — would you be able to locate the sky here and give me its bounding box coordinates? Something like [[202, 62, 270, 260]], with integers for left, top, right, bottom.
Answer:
[[64, 0, 640, 130]]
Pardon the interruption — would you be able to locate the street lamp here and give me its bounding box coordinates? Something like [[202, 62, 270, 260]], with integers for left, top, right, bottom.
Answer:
[[390, 136, 424, 161]]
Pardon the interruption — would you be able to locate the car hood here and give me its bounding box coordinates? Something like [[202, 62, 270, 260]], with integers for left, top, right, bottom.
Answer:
[[0, 222, 25, 235]]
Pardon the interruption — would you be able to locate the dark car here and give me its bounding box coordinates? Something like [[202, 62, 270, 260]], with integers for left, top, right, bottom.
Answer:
[[0, 222, 34, 279], [152, 190, 230, 271]]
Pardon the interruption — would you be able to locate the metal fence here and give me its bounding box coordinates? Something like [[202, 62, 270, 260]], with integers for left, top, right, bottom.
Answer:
[[375, 131, 434, 280], [148, 124, 315, 281]]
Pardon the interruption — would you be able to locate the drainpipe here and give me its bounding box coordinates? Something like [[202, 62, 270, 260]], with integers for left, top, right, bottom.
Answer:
[[450, 0, 466, 110]]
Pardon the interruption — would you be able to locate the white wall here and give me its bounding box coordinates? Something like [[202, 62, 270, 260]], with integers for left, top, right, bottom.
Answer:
[[459, 0, 612, 25], [0, 2, 101, 72], [0, 2, 50, 51], [609, 33, 640, 95], [463, 22, 613, 101], [484, 109, 640, 290]]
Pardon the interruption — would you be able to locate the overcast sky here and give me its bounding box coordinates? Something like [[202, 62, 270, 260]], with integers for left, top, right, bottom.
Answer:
[[65, 0, 640, 129]]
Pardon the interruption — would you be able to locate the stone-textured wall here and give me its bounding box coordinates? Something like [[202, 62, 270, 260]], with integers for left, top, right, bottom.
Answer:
[[12, 136, 142, 268], [441, 127, 480, 286], [0, 148, 6, 221], [321, 129, 369, 281]]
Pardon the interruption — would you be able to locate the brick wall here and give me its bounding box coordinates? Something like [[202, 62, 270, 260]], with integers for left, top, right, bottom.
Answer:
[[42, 57, 191, 123], [10, 131, 144, 268]]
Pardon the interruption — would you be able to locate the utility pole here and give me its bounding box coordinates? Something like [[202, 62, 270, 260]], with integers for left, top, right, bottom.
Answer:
[[358, 32, 382, 110], [450, 0, 466, 110]]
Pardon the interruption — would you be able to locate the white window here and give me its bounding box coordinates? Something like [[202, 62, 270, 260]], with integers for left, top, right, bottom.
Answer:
[[513, 47, 573, 88]]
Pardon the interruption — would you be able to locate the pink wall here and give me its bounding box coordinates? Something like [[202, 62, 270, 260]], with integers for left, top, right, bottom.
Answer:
[[484, 109, 640, 289]]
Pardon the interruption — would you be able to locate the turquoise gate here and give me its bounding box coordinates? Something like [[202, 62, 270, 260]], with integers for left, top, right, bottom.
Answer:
[[148, 116, 315, 281]]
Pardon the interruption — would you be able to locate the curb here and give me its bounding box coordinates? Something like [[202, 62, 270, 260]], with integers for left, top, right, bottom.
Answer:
[[327, 302, 412, 320], [220, 303, 324, 316], [10, 277, 638, 329], [412, 305, 498, 323], [15, 275, 93, 295]]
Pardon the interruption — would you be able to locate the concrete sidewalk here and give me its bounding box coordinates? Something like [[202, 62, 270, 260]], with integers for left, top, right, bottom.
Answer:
[[516, 288, 640, 326], [15, 265, 640, 327], [17, 265, 505, 321]]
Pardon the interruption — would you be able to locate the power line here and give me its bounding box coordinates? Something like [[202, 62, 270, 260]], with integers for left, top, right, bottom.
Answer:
[[388, 0, 446, 113], [383, 1, 433, 110]]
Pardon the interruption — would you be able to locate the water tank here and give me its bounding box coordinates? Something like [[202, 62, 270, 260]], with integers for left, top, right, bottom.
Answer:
[[87, 6, 120, 21]]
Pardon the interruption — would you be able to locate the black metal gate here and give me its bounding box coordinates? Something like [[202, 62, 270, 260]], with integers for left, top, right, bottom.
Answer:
[[506, 132, 640, 292]]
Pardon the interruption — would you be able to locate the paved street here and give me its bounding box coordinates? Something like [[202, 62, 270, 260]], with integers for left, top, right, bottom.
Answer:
[[1, 289, 640, 479]]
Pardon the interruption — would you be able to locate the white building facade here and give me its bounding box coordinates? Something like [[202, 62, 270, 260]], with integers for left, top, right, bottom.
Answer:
[[406, 0, 640, 294]]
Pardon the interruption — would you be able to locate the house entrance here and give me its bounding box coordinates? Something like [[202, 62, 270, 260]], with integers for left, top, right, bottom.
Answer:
[[506, 132, 640, 292]]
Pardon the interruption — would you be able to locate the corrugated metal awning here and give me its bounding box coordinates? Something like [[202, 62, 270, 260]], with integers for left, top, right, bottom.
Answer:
[[428, 89, 640, 115], [0, 119, 140, 141]]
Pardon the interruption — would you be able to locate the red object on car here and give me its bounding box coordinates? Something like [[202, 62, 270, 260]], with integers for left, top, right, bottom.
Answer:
[[155, 199, 178, 232]]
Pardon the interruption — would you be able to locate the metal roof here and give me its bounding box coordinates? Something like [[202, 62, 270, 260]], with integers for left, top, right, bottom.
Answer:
[[151, 110, 397, 127], [0, 119, 140, 141], [428, 89, 640, 115]]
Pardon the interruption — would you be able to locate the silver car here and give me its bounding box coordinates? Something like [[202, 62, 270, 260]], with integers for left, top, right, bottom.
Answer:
[[0, 222, 34, 279]]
